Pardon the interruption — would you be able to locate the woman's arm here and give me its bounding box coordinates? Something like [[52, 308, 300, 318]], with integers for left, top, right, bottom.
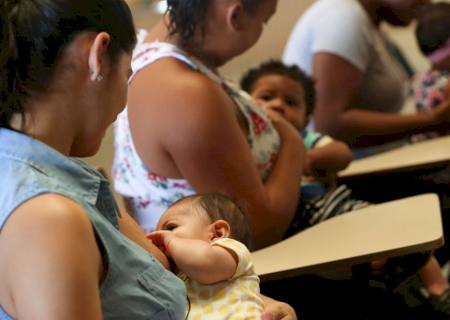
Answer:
[[261, 110, 307, 231], [128, 62, 304, 249], [0, 194, 103, 320], [312, 53, 450, 147]]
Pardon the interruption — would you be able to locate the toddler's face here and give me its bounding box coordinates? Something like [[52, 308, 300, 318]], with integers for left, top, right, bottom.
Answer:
[[250, 74, 308, 130], [432, 56, 450, 71]]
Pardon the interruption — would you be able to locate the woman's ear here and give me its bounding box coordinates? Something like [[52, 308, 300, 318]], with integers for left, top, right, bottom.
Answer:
[[226, 2, 246, 31], [209, 220, 231, 240], [88, 32, 111, 81]]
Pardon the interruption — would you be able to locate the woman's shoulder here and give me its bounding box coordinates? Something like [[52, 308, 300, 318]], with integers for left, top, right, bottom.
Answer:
[[13, 194, 93, 228], [0, 193, 102, 317], [130, 59, 231, 117], [1, 193, 99, 263], [127, 63, 239, 163]]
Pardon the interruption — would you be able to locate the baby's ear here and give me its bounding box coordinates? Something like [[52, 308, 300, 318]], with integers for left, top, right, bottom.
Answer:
[[210, 220, 231, 240]]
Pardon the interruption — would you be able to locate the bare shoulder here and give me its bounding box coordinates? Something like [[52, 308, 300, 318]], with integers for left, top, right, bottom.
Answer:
[[127, 57, 241, 165], [0, 194, 102, 318], [5, 193, 96, 234], [0, 194, 101, 307], [0, 193, 101, 266], [129, 57, 234, 121]]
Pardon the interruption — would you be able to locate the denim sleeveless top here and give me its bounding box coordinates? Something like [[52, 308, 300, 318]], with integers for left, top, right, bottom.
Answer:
[[0, 128, 186, 320]]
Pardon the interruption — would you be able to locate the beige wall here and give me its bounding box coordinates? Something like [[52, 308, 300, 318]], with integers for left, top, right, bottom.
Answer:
[[87, 1, 430, 196]]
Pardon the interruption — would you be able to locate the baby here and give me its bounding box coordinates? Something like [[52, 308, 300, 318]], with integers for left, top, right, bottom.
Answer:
[[147, 193, 263, 319], [241, 60, 367, 232], [414, 2, 450, 116], [241, 60, 352, 195]]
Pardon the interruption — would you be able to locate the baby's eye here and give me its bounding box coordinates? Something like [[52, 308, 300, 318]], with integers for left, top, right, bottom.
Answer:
[[259, 94, 273, 101], [286, 98, 299, 107], [164, 223, 178, 231]]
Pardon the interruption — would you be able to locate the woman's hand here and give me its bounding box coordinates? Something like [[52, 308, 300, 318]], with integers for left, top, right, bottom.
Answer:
[[261, 295, 297, 320]]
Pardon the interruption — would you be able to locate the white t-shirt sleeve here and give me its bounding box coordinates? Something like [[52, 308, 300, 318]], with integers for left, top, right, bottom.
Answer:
[[314, 135, 334, 148], [311, 6, 373, 72]]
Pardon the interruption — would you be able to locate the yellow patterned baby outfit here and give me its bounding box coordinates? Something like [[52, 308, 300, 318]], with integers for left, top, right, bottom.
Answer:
[[183, 238, 263, 319]]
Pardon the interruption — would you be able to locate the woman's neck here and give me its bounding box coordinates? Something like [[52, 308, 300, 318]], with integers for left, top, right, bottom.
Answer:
[[358, 0, 383, 26], [10, 96, 76, 156]]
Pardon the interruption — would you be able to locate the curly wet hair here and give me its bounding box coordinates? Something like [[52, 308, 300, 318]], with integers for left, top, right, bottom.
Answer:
[[240, 59, 315, 115]]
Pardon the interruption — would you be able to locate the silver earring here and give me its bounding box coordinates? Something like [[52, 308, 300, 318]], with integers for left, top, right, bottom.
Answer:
[[96, 75, 104, 82]]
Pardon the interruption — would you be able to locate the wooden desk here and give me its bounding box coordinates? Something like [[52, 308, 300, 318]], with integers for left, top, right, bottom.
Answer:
[[252, 194, 443, 281], [338, 136, 450, 180]]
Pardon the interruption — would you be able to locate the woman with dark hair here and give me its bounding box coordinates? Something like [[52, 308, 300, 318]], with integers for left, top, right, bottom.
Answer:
[[0, 1, 189, 319], [0, 1, 296, 319], [113, 0, 305, 251]]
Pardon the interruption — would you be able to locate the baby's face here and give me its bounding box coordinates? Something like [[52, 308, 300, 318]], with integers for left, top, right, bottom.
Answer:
[[432, 56, 450, 71], [157, 202, 212, 242], [250, 74, 308, 130]]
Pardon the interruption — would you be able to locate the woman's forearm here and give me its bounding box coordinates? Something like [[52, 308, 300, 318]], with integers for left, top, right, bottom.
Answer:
[[264, 131, 305, 226], [318, 108, 438, 147]]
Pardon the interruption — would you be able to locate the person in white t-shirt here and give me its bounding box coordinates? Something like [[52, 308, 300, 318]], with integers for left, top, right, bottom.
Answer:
[[283, 0, 450, 158], [240, 59, 450, 317], [283, 1, 450, 277]]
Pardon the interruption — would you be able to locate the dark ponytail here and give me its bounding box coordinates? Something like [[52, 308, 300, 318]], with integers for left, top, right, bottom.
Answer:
[[0, 0, 21, 127], [166, 0, 259, 46], [0, 0, 137, 128]]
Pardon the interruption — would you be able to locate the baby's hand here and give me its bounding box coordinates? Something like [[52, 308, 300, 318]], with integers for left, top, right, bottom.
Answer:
[[146, 231, 173, 256]]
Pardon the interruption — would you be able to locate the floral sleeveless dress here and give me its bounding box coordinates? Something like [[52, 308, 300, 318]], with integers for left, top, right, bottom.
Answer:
[[113, 30, 280, 232]]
